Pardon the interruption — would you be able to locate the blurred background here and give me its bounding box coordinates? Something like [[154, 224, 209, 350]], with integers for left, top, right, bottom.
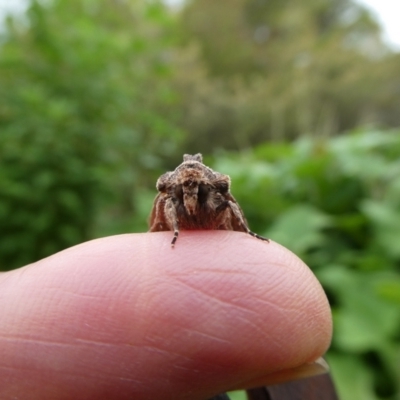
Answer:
[[1, 0, 400, 399]]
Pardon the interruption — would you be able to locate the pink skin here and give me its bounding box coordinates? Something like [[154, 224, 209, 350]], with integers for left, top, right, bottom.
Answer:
[[0, 231, 332, 400]]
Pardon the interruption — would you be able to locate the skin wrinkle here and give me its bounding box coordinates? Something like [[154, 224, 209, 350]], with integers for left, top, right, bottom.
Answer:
[[2, 338, 148, 390], [152, 273, 289, 367], [258, 281, 313, 313], [44, 287, 105, 301], [126, 275, 163, 323], [4, 271, 107, 335], [195, 296, 282, 349], [3, 304, 188, 382], [155, 281, 268, 344], [57, 268, 144, 342], [47, 366, 142, 386], [161, 252, 286, 304], [139, 290, 270, 372], [148, 307, 214, 347], [173, 272, 261, 302], [177, 341, 251, 375], [167, 268, 256, 276], [172, 364, 201, 374], [134, 278, 199, 333], [229, 313, 282, 348], [164, 239, 304, 294], [141, 331, 239, 393], [139, 343, 196, 363], [180, 328, 232, 347], [41, 302, 111, 341], [0, 334, 81, 347], [168, 274, 261, 316], [4, 371, 143, 400], [40, 365, 144, 392], [168, 261, 310, 326], [259, 288, 327, 358]]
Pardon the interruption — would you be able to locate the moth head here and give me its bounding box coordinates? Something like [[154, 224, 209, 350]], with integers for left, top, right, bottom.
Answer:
[[176, 169, 205, 215]]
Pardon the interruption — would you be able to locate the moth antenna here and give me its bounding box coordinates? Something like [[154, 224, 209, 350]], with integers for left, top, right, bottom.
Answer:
[[183, 153, 203, 163]]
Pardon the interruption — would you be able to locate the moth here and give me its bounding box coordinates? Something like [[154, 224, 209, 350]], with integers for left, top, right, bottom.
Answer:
[[149, 153, 269, 247]]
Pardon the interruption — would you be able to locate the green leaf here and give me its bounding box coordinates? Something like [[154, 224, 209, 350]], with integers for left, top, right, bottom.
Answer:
[[361, 200, 400, 258], [327, 353, 379, 400], [266, 204, 331, 254], [318, 266, 400, 352]]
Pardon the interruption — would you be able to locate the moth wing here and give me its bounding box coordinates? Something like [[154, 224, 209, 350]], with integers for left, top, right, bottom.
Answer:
[[149, 193, 170, 232], [224, 192, 250, 233]]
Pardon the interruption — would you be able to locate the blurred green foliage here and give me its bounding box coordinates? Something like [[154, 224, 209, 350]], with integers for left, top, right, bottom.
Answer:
[[179, 0, 400, 151], [1, 1, 400, 400], [0, 0, 185, 266]]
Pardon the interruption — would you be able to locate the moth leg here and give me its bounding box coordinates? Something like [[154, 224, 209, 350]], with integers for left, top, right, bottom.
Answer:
[[246, 230, 270, 241], [164, 198, 180, 247], [226, 200, 270, 242]]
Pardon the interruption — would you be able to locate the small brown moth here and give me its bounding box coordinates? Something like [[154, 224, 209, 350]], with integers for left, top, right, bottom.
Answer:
[[149, 153, 269, 247]]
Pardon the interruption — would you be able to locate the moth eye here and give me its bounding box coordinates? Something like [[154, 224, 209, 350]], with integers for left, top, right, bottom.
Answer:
[[157, 182, 166, 192], [156, 172, 171, 192], [198, 183, 210, 203], [215, 181, 229, 193], [174, 184, 183, 201]]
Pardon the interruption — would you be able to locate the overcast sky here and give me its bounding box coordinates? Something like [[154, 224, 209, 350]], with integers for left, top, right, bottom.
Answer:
[[354, 0, 400, 50], [0, 0, 399, 50]]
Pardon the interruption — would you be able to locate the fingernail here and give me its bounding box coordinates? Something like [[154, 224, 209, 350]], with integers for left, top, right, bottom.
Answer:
[[233, 357, 330, 389]]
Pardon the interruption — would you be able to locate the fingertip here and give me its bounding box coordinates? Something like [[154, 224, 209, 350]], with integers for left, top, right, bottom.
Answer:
[[138, 230, 332, 366], [0, 232, 332, 399]]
